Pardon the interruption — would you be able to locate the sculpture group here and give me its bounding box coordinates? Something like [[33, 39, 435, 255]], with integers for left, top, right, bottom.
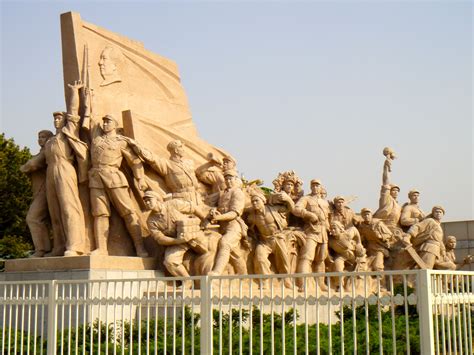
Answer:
[[19, 12, 472, 292], [21, 81, 471, 289]]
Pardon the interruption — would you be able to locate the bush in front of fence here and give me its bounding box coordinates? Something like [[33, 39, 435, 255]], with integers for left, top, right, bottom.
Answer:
[[209, 303, 421, 354], [51, 306, 201, 354], [4, 285, 447, 354], [0, 327, 44, 354], [57, 304, 421, 353]]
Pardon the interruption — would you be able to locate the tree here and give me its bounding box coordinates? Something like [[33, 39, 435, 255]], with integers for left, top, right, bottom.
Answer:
[[0, 133, 33, 253]]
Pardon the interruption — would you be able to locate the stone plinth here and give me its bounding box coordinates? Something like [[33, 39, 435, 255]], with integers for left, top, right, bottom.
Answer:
[[1, 256, 162, 283], [0, 256, 164, 333], [4, 255, 158, 273]]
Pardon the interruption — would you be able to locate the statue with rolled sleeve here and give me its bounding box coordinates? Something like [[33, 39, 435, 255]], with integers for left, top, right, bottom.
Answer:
[[208, 170, 248, 276], [356, 208, 394, 272], [328, 220, 366, 291], [20, 130, 54, 257], [143, 191, 217, 277], [328, 221, 363, 273], [87, 113, 149, 257], [405, 206, 446, 269], [129, 139, 202, 204], [196, 153, 237, 194], [246, 191, 297, 287], [292, 179, 329, 291], [374, 147, 401, 232]]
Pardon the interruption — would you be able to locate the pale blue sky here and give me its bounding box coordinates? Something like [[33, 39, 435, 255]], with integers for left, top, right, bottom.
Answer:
[[1, 0, 472, 221]]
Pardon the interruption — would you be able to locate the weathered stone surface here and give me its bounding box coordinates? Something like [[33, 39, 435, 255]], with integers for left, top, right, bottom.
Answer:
[[5, 256, 158, 273]]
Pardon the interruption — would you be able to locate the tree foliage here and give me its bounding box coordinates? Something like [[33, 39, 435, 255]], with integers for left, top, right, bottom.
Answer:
[[0, 133, 32, 239], [0, 134, 34, 262]]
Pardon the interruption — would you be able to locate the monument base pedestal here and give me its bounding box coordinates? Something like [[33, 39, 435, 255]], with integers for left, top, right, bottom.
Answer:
[[0, 256, 168, 333], [1, 255, 162, 281]]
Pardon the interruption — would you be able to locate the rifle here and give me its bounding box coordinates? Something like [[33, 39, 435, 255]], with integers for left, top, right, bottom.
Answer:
[[393, 229, 428, 269], [81, 44, 92, 133]]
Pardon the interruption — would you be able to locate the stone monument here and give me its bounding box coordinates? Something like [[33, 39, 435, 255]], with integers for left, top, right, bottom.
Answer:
[[6, 12, 473, 287]]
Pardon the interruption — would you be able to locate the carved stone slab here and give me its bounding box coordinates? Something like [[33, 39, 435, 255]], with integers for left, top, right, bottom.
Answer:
[[5, 255, 158, 272], [60, 12, 228, 164]]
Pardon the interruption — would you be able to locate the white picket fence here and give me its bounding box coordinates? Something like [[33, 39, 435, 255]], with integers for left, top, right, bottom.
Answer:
[[0, 269, 473, 354]]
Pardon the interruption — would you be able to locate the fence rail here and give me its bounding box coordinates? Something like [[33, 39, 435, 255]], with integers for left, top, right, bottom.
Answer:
[[1, 269, 473, 354]]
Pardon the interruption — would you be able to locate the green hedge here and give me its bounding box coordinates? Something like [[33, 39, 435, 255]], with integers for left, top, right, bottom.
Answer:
[[0, 301, 425, 354]]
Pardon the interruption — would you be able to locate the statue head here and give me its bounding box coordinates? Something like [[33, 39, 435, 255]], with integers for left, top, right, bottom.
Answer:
[[361, 208, 373, 223], [320, 187, 327, 199], [250, 193, 266, 212], [408, 189, 420, 204], [333, 196, 345, 212], [272, 171, 303, 199], [98, 45, 123, 86], [52, 111, 66, 130], [282, 180, 295, 194], [38, 130, 54, 147], [383, 147, 396, 160], [431, 205, 445, 221], [167, 140, 185, 158], [102, 115, 118, 134], [310, 179, 322, 195], [445, 235, 456, 250], [223, 169, 239, 189], [222, 155, 236, 171], [143, 190, 163, 211], [389, 184, 400, 199], [279, 172, 297, 194], [329, 221, 344, 237]]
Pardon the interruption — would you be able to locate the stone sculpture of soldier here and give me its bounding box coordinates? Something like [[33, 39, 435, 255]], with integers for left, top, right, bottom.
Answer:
[[143, 191, 218, 277], [374, 147, 401, 232], [20, 129, 54, 257], [292, 179, 330, 291], [196, 152, 237, 193], [208, 170, 248, 276], [400, 189, 425, 232], [129, 139, 202, 205], [245, 191, 298, 288], [356, 208, 394, 273], [41, 81, 89, 257]]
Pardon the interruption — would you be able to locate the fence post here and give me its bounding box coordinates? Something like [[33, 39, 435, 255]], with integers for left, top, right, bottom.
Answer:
[[417, 269, 435, 354], [46, 280, 57, 355], [200, 276, 213, 355]]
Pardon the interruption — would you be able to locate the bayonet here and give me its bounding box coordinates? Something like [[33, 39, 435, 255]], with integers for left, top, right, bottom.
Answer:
[[81, 44, 92, 132]]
